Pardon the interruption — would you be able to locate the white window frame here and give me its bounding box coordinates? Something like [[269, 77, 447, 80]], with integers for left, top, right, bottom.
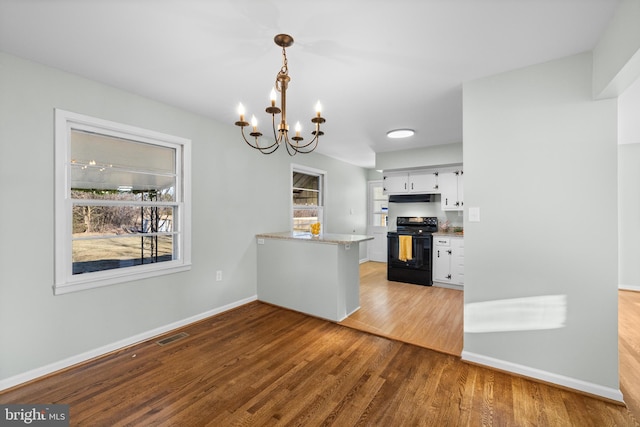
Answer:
[[54, 109, 192, 295], [291, 164, 326, 232]]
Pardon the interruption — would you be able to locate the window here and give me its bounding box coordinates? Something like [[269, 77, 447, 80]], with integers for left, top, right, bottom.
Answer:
[[292, 166, 325, 233], [54, 109, 191, 295], [369, 181, 388, 227]]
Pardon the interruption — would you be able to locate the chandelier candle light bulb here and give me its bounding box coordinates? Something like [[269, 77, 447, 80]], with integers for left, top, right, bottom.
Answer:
[[234, 34, 326, 155], [237, 103, 245, 123]]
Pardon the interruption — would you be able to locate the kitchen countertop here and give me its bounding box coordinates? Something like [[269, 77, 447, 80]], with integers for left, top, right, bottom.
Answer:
[[432, 232, 464, 237], [256, 231, 374, 245]]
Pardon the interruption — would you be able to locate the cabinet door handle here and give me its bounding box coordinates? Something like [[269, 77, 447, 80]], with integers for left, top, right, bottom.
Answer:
[[437, 250, 440, 258], [404, 182, 407, 190], [447, 250, 452, 255], [411, 183, 414, 190]]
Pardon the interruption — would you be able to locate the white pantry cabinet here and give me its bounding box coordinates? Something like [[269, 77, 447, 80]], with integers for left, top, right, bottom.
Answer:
[[433, 235, 464, 288], [439, 169, 464, 211]]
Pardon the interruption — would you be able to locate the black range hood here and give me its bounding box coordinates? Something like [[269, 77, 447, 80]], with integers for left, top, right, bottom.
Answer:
[[388, 194, 432, 203]]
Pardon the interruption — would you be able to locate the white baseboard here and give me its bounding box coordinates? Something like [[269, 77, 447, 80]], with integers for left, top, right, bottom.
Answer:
[[0, 295, 258, 392], [359, 257, 370, 264], [461, 351, 624, 403], [619, 284, 640, 292]]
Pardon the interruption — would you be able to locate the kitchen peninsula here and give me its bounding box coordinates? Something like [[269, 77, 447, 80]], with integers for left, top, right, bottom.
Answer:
[[256, 232, 373, 322]]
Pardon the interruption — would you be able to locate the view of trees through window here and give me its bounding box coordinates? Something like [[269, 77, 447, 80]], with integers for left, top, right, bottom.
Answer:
[[71, 188, 174, 274], [68, 128, 178, 275]]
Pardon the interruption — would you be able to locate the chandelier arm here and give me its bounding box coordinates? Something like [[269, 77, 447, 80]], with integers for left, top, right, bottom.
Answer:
[[240, 126, 279, 153], [288, 132, 320, 154], [271, 113, 282, 144], [285, 136, 297, 156], [290, 132, 319, 150]]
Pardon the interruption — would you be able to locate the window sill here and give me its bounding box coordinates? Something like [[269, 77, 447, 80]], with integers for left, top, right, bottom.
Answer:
[[54, 262, 192, 295]]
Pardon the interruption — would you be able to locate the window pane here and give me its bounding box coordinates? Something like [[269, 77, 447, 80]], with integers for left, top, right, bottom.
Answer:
[[293, 172, 318, 190], [70, 129, 176, 197], [72, 235, 174, 274], [373, 200, 388, 212], [293, 189, 319, 206], [70, 164, 176, 199], [372, 213, 388, 227], [72, 204, 174, 234], [71, 130, 175, 173], [293, 207, 318, 232], [373, 186, 386, 199]]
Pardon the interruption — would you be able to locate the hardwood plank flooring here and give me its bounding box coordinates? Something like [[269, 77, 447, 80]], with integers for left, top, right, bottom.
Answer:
[[339, 261, 463, 355], [343, 262, 640, 423], [1, 264, 639, 425], [1, 301, 637, 426], [620, 290, 640, 420]]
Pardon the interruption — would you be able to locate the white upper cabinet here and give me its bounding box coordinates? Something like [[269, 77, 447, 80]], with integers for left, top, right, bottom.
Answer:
[[382, 166, 463, 210], [408, 171, 439, 193], [383, 171, 440, 194], [439, 169, 464, 211], [383, 173, 410, 193]]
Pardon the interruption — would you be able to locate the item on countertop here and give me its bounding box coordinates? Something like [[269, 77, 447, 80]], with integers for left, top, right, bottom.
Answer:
[[310, 222, 321, 236]]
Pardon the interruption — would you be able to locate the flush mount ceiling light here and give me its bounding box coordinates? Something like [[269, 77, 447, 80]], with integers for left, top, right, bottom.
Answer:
[[235, 34, 326, 155], [387, 129, 415, 139]]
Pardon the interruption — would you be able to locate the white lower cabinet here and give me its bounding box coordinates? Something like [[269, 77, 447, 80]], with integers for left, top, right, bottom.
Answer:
[[433, 236, 464, 287]]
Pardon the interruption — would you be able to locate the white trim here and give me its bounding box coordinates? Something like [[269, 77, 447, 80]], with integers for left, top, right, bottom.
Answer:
[[619, 284, 640, 292], [0, 296, 257, 392], [291, 163, 327, 231], [461, 350, 624, 402], [54, 109, 192, 294]]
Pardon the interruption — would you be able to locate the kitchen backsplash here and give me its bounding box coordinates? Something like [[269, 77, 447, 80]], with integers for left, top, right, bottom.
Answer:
[[387, 194, 463, 231]]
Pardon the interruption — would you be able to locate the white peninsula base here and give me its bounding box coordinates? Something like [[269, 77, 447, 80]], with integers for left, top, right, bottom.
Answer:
[[256, 232, 373, 322]]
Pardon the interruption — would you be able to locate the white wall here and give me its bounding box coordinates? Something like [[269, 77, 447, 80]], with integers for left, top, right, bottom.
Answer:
[[618, 77, 640, 145], [462, 53, 620, 399], [618, 143, 640, 290], [592, 0, 640, 98], [0, 52, 368, 387], [375, 142, 463, 171]]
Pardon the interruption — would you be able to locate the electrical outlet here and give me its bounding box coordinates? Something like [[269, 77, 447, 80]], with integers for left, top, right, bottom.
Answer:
[[216, 271, 222, 281]]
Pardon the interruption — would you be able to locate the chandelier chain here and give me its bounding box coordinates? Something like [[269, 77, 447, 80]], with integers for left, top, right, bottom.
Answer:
[[276, 46, 289, 92]]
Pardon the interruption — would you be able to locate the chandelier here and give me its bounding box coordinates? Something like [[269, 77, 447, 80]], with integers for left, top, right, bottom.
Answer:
[[235, 34, 326, 155]]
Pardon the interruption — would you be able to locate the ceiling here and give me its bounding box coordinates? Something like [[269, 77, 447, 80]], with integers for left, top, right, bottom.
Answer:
[[0, 0, 619, 168]]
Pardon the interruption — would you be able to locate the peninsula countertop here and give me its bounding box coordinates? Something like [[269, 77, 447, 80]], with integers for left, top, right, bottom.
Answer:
[[256, 231, 373, 245]]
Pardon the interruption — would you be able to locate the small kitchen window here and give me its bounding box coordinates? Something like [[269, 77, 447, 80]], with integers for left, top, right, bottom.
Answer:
[[292, 165, 325, 233], [54, 109, 191, 295]]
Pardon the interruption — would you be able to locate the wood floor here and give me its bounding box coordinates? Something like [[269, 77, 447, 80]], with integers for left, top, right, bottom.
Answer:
[[343, 262, 640, 423], [340, 261, 463, 356], [0, 262, 638, 426], [620, 289, 640, 420]]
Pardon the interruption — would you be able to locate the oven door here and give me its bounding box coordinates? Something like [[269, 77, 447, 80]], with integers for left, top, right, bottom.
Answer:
[[387, 233, 431, 270]]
